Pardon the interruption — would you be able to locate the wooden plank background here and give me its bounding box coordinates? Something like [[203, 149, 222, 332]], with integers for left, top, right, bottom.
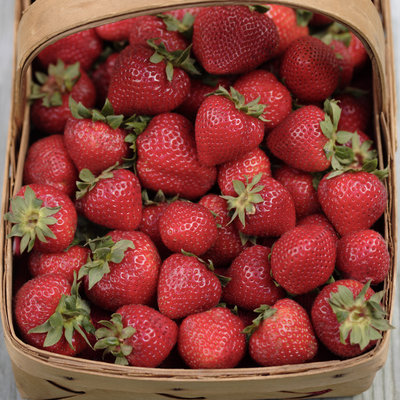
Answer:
[[0, 0, 398, 399]]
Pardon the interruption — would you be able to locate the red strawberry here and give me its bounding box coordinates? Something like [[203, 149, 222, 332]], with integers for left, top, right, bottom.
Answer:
[[5, 184, 77, 253], [309, 13, 333, 27], [29, 245, 89, 283], [158, 201, 218, 256], [336, 93, 371, 133], [178, 307, 246, 368], [192, 6, 278, 75], [95, 306, 178, 367], [311, 280, 392, 358], [270, 224, 336, 295], [328, 39, 354, 89], [280, 36, 340, 103], [37, 29, 102, 71], [348, 32, 368, 69], [233, 69, 292, 130], [297, 213, 338, 242], [195, 87, 266, 167], [223, 245, 285, 311], [136, 113, 216, 200], [95, 18, 137, 41], [23, 134, 78, 197], [317, 171, 387, 236], [157, 253, 222, 320], [336, 230, 390, 285], [247, 300, 318, 366]]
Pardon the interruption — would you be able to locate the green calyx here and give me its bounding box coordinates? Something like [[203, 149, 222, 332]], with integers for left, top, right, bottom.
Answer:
[[157, 12, 195, 41], [30, 59, 80, 107], [28, 275, 95, 350], [147, 39, 201, 82], [141, 189, 178, 206], [329, 281, 393, 350], [248, 5, 270, 13], [296, 9, 314, 27], [4, 186, 60, 253], [314, 22, 352, 47], [94, 313, 136, 365], [242, 304, 277, 336], [78, 235, 135, 289], [221, 173, 265, 227]]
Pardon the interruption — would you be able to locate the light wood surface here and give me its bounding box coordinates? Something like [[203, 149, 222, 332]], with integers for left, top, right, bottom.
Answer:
[[0, 1, 399, 399]]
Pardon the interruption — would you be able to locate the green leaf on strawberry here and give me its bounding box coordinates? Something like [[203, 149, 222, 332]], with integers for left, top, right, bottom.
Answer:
[[157, 12, 195, 41], [242, 304, 277, 336]]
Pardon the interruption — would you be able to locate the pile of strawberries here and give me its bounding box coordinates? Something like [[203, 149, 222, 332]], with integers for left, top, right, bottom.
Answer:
[[7, 4, 393, 369]]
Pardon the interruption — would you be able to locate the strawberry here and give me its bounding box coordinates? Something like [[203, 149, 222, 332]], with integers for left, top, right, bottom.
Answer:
[[163, 7, 203, 21], [157, 253, 222, 320], [30, 61, 96, 134], [94, 306, 178, 367], [192, 6, 278, 75], [270, 224, 337, 295], [223, 245, 285, 311], [29, 245, 90, 284], [158, 201, 218, 256], [326, 39, 354, 89], [136, 113, 216, 200], [95, 18, 137, 41], [317, 171, 387, 236], [336, 230, 390, 285], [178, 307, 246, 368], [23, 134, 78, 197], [311, 280, 392, 358], [310, 13, 333, 26], [246, 300, 318, 366], [14, 273, 93, 356], [336, 93, 371, 133], [37, 29, 103, 71], [195, 87, 266, 167], [233, 69, 292, 130], [83, 231, 160, 311], [280, 36, 340, 103], [297, 213, 338, 242], [218, 148, 271, 197], [5, 184, 77, 253], [348, 32, 368, 69]]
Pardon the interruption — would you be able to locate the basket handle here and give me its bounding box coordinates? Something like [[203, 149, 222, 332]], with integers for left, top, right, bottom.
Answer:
[[14, 0, 387, 123]]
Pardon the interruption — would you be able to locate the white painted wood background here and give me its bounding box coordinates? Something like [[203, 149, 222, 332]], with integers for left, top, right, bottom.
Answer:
[[0, 1, 399, 399]]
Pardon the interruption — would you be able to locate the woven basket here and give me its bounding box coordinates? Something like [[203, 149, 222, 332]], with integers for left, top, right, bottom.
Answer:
[[1, 0, 397, 399]]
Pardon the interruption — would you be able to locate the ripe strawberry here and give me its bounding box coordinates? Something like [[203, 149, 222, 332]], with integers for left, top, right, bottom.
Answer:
[[136, 113, 216, 200], [317, 171, 387, 236], [270, 224, 336, 295], [29, 245, 90, 283], [348, 32, 368, 69], [94, 306, 178, 367], [218, 148, 272, 197], [23, 134, 78, 197], [336, 93, 371, 133], [158, 201, 218, 256], [37, 29, 103, 71], [192, 6, 278, 75], [5, 184, 77, 253], [247, 300, 318, 366], [178, 307, 246, 368], [195, 87, 266, 167], [280, 36, 340, 103], [223, 245, 285, 311], [297, 213, 338, 242], [30, 61, 96, 134], [84, 231, 160, 311], [309, 13, 333, 27], [327, 39, 354, 89], [336, 230, 390, 285], [311, 280, 392, 358], [157, 253, 222, 319], [14, 273, 93, 356], [95, 18, 137, 41], [233, 69, 292, 130]]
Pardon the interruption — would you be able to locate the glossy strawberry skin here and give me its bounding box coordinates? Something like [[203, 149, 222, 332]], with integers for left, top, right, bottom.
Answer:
[[249, 298, 318, 366], [329, 39, 354, 89], [193, 6, 278, 75], [266, 105, 330, 173], [311, 279, 376, 358], [336, 230, 390, 285], [317, 171, 387, 237], [178, 307, 246, 369], [271, 224, 337, 295], [223, 245, 285, 311], [23, 135, 78, 197], [117, 304, 178, 367], [136, 113, 216, 200], [108, 44, 190, 116], [195, 95, 265, 167], [348, 32, 368, 69], [95, 18, 137, 41], [158, 201, 218, 256], [157, 253, 222, 320], [79, 169, 142, 231], [14, 273, 87, 356], [297, 213, 338, 243], [336, 93, 371, 133], [85, 230, 160, 311], [64, 118, 130, 175]]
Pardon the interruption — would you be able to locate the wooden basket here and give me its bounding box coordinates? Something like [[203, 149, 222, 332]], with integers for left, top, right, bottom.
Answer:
[[1, 0, 397, 399]]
